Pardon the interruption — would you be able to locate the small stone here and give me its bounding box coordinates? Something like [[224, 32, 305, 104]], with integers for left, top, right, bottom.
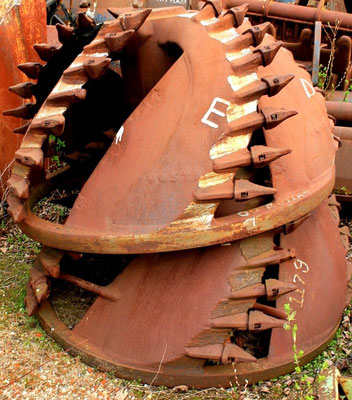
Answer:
[[174, 385, 188, 392]]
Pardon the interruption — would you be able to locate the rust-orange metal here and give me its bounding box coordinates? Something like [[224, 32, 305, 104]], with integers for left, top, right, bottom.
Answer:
[[3, 1, 351, 388], [0, 0, 46, 184]]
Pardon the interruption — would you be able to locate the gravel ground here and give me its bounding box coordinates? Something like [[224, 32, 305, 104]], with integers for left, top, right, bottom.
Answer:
[[1, 211, 352, 399]]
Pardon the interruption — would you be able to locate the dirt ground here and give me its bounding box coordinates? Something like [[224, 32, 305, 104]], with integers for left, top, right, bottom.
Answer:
[[1, 215, 352, 400]]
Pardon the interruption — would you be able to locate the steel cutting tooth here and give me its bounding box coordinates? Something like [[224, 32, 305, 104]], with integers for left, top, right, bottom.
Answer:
[[47, 88, 87, 106], [120, 9, 152, 31], [211, 312, 248, 329], [231, 42, 282, 74], [194, 177, 234, 201], [339, 226, 351, 251], [14, 148, 44, 167], [248, 310, 286, 331], [224, 4, 249, 28], [226, 111, 265, 134], [84, 39, 109, 54], [107, 8, 122, 19], [3, 103, 36, 119], [33, 43, 61, 62], [225, 22, 270, 52], [30, 267, 50, 303], [6, 175, 29, 199], [63, 65, 87, 82], [244, 248, 295, 268], [21, 132, 48, 149], [9, 82, 35, 99], [13, 122, 30, 134], [251, 145, 292, 167], [56, 23, 74, 44], [185, 343, 223, 361], [17, 62, 43, 79], [24, 283, 38, 316], [82, 57, 111, 80], [221, 343, 257, 364], [7, 194, 27, 222], [192, 0, 222, 22], [31, 114, 65, 136], [205, 11, 238, 33], [77, 12, 96, 31], [265, 279, 297, 300], [260, 107, 298, 129], [213, 148, 251, 171], [37, 247, 63, 278], [105, 30, 134, 53], [234, 179, 276, 200], [232, 74, 294, 104], [230, 283, 266, 299], [253, 302, 287, 320]]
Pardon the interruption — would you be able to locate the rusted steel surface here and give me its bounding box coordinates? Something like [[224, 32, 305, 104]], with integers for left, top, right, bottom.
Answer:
[[333, 126, 352, 193], [0, 0, 46, 184], [12, 10, 336, 254], [4, 1, 350, 388], [326, 100, 352, 123]]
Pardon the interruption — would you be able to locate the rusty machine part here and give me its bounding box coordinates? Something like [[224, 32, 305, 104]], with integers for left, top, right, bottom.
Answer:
[[0, 0, 46, 188], [4, 1, 351, 388]]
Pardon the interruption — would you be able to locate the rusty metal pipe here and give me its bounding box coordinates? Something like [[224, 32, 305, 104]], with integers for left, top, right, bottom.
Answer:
[[58, 272, 120, 301], [334, 126, 352, 140], [225, 0, 352, 31], [326, 101, 352, 122]]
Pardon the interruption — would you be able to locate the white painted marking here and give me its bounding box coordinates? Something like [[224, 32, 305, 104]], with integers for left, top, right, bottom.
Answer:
[[237, 211, 249, 217], [201, 98, 230, 128], [178, 12, 197, 18], [300, 78, 315, 99], [244, 217, 256, 228], [114, 126, 124, 144]]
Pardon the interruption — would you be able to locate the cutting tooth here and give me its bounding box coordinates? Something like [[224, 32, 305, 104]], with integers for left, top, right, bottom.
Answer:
[[56, 23, 74, 44], [7, 175, 29, 199], [225, 111, 265, 134], [225, 22, 270, 52], [231, 42, 282, 74], [13, 122, 30, 134], [31, 114, 65, 136], [339, 226, 351, 251], [47, 88, 87, 106], [265, 279, 297, 300], [84, 38, 109, 54], [194, 179, 234, 201], [63, 65, 86, 82], [120, 9, 152, 31], [232, 74, 294, 104], [260, 107, 298, 129], [224, 4, 249, 28], [77, 12, 96, 31], [185, 343, 223, 361], [213, 148, 251, 171], [3, 103, 36, 119], [261, 74, 295, 96], [9, 82, 35, 99], [18, 62, 43, 79], [328, 194, 341, 210], [105, 30, 134, 53], [37, 247, 63, 278], [253, 303, 287, 320], [14, 148, 44, 167], [83, 57, 111, 79], [33, 43, 61, 62], [30, 268, 50, 303], [234, 179, 276, 200], [24, 283, 38, 316], [230, 283, 266, 299], [251, 145, 292, 168], [7, 194, 27, 222], [211, 312, 248, 329], [245, 248, 295, 268], [107, 7, 124, 18], [192, 0, 222, 22], [248, 310, 286, 331], [221, 343, 257, 364]]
